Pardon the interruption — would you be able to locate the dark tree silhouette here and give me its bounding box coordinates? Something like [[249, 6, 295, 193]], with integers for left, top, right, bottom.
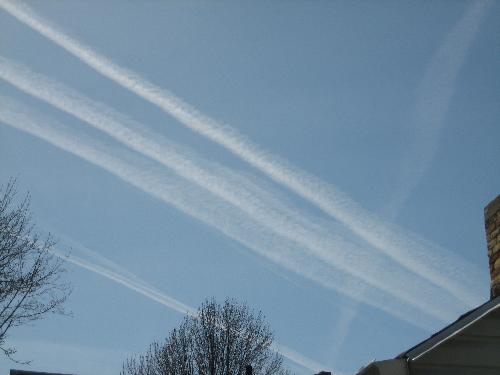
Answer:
[[121, 299, 290, 375], [0, 180, 70, 361]]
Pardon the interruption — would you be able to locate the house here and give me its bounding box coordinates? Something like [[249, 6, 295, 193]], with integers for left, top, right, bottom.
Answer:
[[356, 195, 500, 375]]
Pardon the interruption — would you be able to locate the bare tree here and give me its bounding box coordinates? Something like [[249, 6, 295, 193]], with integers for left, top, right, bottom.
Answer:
[[121, 299, 290, 375], [0, 179, 70, 361]]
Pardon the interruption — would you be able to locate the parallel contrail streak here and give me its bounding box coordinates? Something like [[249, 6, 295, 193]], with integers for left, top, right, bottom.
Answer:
[[0, 0, 482, 307], [51, 249, 196, 316], [0, 57, 463, 322], [0, 96, 443, 330]]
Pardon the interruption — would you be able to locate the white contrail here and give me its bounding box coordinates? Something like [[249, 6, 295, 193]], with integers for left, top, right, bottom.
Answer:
[[51, 248, 196, 317], [0, 57, 466, 323], [0, 95, 446, 330], [0, 0, 483, 308], [385, 0, 491, 215], [47, 247, 329, 373]]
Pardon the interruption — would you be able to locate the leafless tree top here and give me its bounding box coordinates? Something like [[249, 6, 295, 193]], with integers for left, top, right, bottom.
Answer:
[[121, 298, 291, 375]]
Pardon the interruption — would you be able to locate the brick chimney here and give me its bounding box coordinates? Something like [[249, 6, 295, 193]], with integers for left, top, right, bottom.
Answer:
[[485, 195, 500, 299]]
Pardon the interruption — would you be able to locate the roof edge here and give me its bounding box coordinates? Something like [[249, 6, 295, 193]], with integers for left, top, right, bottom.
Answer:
[[397, 296, 500, 361]]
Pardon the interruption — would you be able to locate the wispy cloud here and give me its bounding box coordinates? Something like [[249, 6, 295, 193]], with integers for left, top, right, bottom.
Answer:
[[0, 0, 483, 308], [330, 0, 491, 361], [385, 0, 491, 215], [0, 57, 467, 324], [0, 95, 449, 330]]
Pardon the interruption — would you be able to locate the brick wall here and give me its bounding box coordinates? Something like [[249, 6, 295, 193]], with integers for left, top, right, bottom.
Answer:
[[485, 195, 500, 299]]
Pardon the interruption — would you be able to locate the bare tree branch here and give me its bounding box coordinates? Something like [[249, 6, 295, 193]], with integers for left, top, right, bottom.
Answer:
[[0, 179, 71, 362]]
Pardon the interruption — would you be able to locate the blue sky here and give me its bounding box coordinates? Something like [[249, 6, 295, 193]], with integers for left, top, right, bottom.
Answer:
[[0, 1, 499, 374]]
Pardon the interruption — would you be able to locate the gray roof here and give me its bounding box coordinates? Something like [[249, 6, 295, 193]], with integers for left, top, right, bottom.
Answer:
[[356, 296, 500, 375], [398, 296, 500, 374]]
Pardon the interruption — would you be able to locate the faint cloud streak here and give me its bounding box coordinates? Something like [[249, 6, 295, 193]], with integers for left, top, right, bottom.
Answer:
[[331, 0, 491, 362], [385, 0, 491, 215]]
